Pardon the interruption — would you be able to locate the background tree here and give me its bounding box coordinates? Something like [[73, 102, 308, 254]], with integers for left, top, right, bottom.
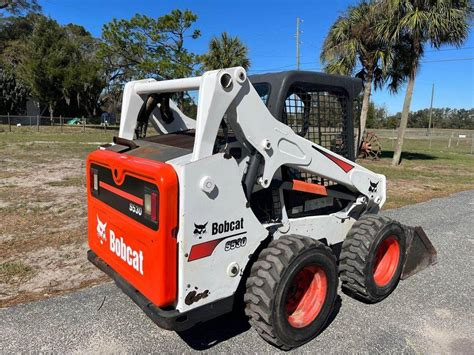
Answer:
[[0, 14, 36, 56], [0, 0, 40, 16], [321, 1, 394, 151], [17, 17, 71, 117], [0, 14, 36, 114], [201, 32, 250, 70], [385, 107, 474, 129], [377, 0, 473, 165], [12, 16, 105, 117], [0, 65, 28, 114], [99, 9, 201, 116], [99, 9, 201, 87], [62, 24, 105, 117]]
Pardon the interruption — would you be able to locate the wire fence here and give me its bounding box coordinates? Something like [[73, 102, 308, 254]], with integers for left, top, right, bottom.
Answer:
[[372, 128, 474, 155], [0, 114, 119, 133], [1, 114, 472, 154]]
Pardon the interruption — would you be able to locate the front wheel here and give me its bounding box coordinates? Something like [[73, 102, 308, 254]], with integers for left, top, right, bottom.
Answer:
[[244, 235, 338, 349], [339, 214, 406, 303]]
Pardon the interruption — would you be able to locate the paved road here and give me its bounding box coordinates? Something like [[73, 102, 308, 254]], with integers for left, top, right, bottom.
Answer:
[[1, 191, 473, 353]]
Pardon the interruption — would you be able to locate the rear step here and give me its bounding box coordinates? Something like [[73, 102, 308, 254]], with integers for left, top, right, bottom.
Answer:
[[88, 250, 234, 331]]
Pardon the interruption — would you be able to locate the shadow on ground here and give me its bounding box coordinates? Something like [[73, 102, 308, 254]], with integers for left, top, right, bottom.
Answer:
[[177, 308, 251, 350], [380, 150, 437, 161], [177, 295, 342, 350]]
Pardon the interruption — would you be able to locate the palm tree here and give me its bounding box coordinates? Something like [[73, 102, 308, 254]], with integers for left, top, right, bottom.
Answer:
[[201, 32, 250, 71], [377, 0, 473, 166], [321, 1, 392, 152]]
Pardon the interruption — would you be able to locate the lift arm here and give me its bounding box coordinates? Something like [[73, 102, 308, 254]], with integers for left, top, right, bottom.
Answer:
[[118, 67, 386, 207]]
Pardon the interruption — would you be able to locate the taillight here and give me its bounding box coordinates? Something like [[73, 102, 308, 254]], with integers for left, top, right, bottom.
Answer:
[[151, 191, 158, 222], [144, 188, 159, 222], [90, 168, 98, 194]]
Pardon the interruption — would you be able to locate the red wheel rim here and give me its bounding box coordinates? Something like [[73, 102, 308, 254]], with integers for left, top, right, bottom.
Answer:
[[373, 236, 400, 287], [285, 265, 327, 328]]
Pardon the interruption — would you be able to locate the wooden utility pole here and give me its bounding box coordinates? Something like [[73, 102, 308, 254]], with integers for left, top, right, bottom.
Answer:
[[296, 17, 302, 70], [428, 83, 434, 136]]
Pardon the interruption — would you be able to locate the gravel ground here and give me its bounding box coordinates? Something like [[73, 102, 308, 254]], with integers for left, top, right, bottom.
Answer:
[[1, 190, 473, 353]]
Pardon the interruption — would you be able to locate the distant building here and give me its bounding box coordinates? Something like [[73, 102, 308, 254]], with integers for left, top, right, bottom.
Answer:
[[26, 98, 40, 117]]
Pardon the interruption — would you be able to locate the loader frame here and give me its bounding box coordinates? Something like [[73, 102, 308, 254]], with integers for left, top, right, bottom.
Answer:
[[113, 67, 386, 313], [87, 67, 436, 335]]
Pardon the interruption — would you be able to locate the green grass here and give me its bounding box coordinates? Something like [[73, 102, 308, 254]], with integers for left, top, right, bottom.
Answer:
[[0, 124, 116, 143], [360, 137, 474, 209], [0, 261, 35, 283]]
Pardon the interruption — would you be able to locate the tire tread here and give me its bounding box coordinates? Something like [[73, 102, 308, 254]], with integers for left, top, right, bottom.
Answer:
[[339, 214, 402, 302], [244, 235, 336, 349]]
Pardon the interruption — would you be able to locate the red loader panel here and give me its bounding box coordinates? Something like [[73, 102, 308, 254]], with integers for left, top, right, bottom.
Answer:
[[87, 149, 178, 307]]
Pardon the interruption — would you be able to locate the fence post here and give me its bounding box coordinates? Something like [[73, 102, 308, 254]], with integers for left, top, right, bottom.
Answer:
[[471, 133, 474, 155], [448, 132, 453, 149], [8, 113, 11, 132], [60, 115, 63, 133], [37, 115, 40, 132], [83, 116, 86, 132]]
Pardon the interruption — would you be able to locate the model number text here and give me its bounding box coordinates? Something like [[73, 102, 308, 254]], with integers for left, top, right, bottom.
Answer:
[[129, 203, 143, 216], [225, 237, 247, 251]]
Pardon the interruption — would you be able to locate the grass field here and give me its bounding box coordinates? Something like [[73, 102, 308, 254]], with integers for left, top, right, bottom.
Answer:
[[0, 126, 473, 306], [361, 136, 474, 208]]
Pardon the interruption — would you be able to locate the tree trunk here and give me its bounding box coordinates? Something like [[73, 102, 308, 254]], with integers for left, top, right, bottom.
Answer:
[[49, 103, 54, 126], [356, 76, 373, 155], [392, 73, 416, 166]]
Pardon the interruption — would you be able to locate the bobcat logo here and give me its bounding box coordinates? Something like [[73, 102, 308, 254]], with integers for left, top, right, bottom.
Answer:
[[368, 180, 379, 193], [96, 215, 107, 245], [193, 222, 208, 239]]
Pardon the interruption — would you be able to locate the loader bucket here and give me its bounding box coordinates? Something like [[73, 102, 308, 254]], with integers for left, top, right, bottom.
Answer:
[[401, 226, 437, 280]]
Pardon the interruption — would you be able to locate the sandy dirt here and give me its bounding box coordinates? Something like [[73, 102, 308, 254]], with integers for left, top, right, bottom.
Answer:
[[0, 141, 108, 307]]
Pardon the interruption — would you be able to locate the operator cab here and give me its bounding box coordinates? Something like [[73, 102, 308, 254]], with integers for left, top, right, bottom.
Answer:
[[249, 71, 362, 222]]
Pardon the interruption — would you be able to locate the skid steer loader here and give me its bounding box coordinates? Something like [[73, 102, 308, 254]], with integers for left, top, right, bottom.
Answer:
[[87, 67, 437, 349]]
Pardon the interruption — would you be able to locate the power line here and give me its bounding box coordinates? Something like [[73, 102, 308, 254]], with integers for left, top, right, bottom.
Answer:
[[422, 57, 474, 63], [425, 46, 474, 53], [249, 57, 474, 74]]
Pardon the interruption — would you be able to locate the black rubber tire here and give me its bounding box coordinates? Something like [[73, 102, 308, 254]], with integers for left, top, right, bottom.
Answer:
[[244, 235, 338, 350], [339, 214, 406, 303]]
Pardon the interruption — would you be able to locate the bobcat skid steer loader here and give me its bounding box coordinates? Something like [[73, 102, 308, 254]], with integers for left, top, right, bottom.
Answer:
[[87, 67, 437, 349]]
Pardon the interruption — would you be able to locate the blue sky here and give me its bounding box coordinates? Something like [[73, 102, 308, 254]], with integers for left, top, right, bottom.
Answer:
[[41, 0, 474, 114]]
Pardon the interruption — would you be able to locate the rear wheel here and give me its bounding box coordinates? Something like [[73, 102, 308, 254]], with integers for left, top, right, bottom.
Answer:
[[339, 214, 406, 303], [244, 235, 338, 349]]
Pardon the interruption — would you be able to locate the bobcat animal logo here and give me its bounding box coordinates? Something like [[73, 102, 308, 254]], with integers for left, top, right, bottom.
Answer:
[[368, 180, 379, 193], [96, 215, 107, 245], [193, 222, 208, 239]]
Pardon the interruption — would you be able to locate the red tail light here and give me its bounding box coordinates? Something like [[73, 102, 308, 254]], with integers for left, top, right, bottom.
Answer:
[[151, 192, 158, 222]]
